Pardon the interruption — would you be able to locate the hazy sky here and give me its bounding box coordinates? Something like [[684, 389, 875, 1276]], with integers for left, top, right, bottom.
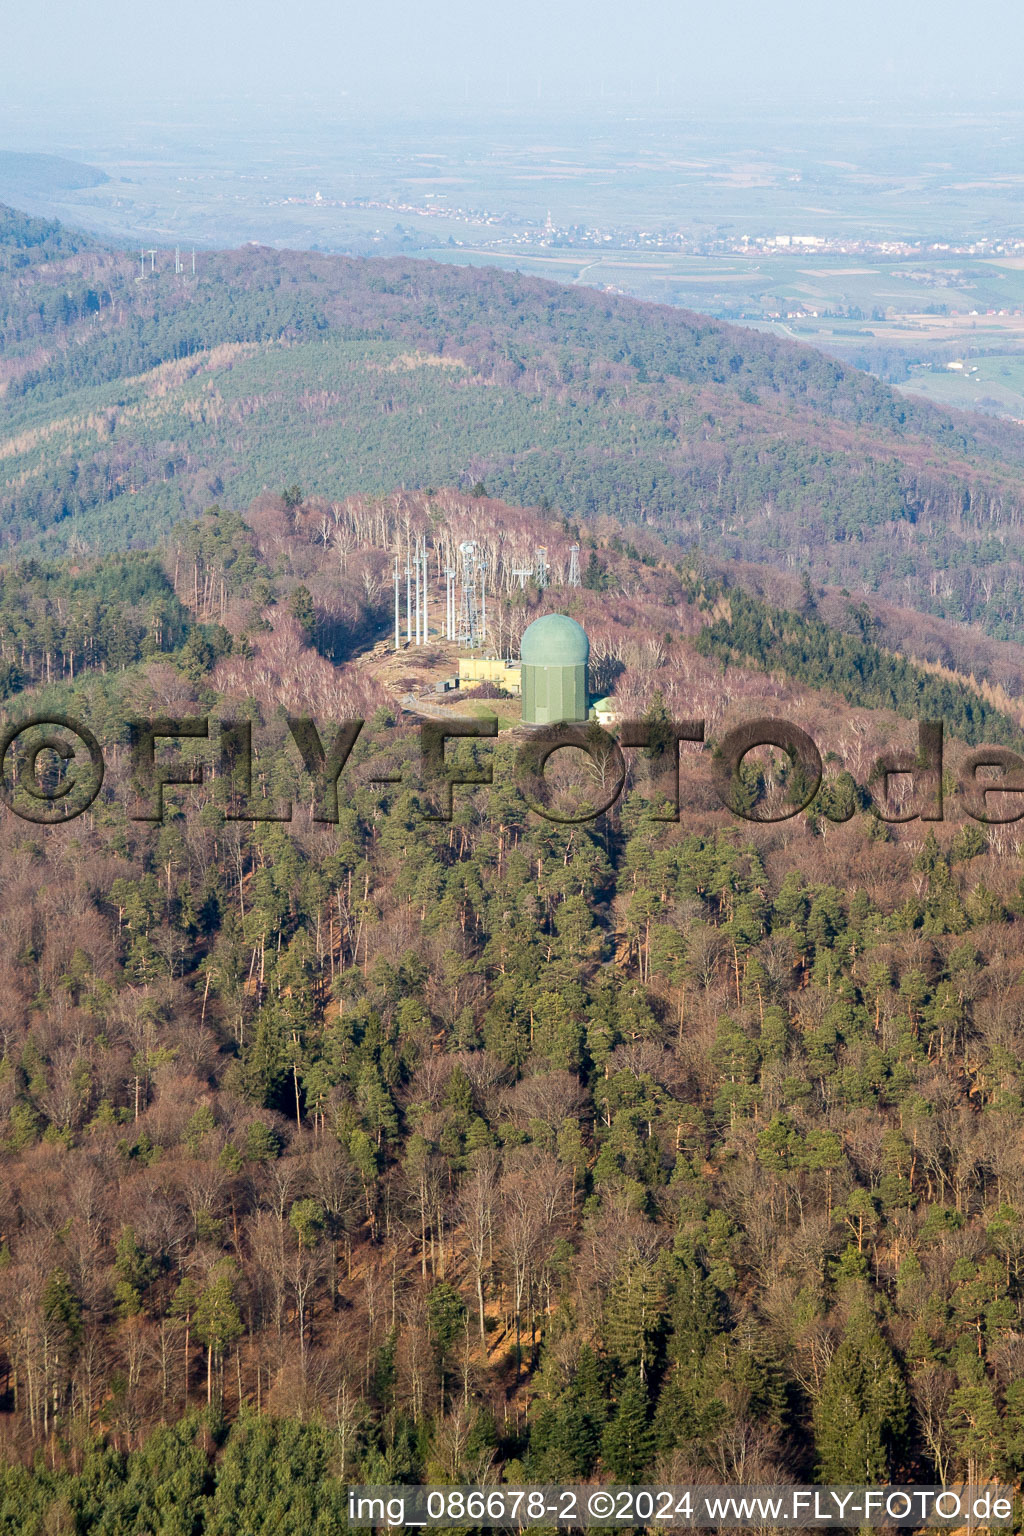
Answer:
[[7, 0, 1024, 119]]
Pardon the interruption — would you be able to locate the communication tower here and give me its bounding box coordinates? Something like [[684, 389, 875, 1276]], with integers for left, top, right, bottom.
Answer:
[[456, 541, 487, 647], [444, 567, 456, 639]]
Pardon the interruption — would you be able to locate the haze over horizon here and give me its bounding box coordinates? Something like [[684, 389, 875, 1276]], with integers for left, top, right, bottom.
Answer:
[[6, 0, 1024, 134]]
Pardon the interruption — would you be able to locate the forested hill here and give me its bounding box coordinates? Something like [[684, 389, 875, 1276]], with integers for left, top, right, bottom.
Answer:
[[0, 203, 92, 267], [0, 487, 1022, 1516], [5, 206, 1024, 642]]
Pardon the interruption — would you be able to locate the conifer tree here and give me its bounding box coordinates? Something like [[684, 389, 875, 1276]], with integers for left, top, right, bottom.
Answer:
[[560, 1346, 608, 1476], [193, 1264, 244, 1406], [601, 1255, 666, 1379], [813, 1305, 908, 1481], [601, 1370, 655, 1481]]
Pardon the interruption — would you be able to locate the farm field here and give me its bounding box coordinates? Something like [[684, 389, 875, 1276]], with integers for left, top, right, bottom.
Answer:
[[418, 245, 1024, 320], [897, 351, 1024, 419]]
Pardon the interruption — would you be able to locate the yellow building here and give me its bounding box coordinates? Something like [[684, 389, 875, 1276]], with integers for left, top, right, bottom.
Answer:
[[590, 696, 619, 726], [457, 656, 522, 695]]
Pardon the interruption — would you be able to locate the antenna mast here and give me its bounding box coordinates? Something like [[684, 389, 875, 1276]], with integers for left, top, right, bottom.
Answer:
[[414, 537, 421, 645], [456, 541, 485, 648], [445, 567, 455, 638], [421, 537, 429, 642]]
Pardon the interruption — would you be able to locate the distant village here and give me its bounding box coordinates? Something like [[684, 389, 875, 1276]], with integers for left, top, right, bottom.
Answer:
[[278, 189, 1024, 262]]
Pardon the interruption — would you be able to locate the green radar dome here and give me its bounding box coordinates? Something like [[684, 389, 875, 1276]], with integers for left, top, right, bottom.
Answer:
[[519, 613, 589, 724], [520, 613, 590, 667]]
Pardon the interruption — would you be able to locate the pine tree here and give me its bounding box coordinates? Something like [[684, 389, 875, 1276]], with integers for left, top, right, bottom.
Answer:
[[41, 1267, 83, 1429], [113, 1226, 158, 1317], [945, 1344, 1001, 1483], [602, 1255, 666, 1380], [426, 1281, 467, 1413], [557, 1345, 608, 1476], [601, 1370, 655, 1481], [193, 1264, 243, 1406], [813, 1305, 908, 1481]]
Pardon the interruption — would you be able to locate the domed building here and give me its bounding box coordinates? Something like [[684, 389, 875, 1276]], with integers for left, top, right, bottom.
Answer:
[[520, 613, 589, 725]]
